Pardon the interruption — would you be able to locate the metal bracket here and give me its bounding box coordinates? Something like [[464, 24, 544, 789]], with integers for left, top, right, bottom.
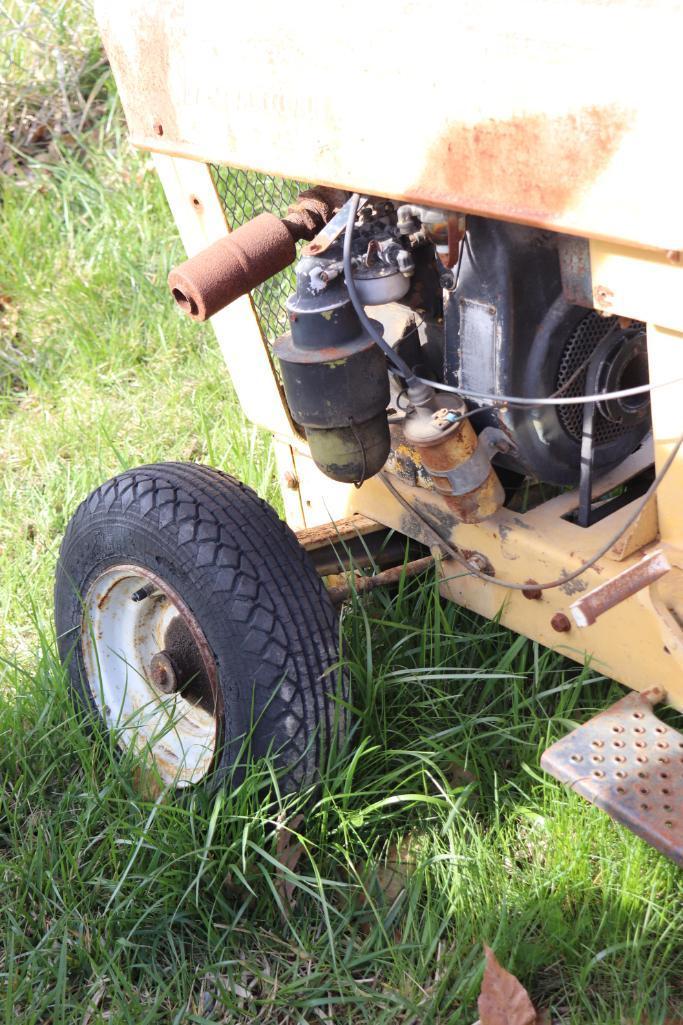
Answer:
[[428, 426, 510, 495], [302, 196, 367, 257]]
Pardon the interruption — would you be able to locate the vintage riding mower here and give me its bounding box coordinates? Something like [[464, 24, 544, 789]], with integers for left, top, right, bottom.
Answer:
[[55, 1, 683, 863]]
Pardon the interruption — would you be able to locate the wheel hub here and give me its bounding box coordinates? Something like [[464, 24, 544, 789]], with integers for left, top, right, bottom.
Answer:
[[149, 651, 179, 694], [81, 564, 221, 786]]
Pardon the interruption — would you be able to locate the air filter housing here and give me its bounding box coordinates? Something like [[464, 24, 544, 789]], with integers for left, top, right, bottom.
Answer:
[[273, 253, 390, 485]]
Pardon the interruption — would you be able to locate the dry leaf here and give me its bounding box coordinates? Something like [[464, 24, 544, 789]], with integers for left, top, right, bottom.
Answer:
[[445, 758, 476, 789], [477, 946, 538, 1025], [356, 835, 417, 912], [275, 813, 305, 908], [374, 838, 416, 904], [80, 978, 107, 1025]]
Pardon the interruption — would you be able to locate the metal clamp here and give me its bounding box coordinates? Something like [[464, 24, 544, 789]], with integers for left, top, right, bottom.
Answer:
[[428, 427, 510, 495]]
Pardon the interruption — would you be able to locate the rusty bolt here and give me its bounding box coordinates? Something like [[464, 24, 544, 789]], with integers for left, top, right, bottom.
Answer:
[[152, 120, 164, 136], [467, 553, 490, 573], [594, 285, 614, 308], [666, 250, 681, 264], [149, 651, 178, 694], [550, 612, 572, 633], [522, 579, 542, 601], [283, 472, 299, 491]]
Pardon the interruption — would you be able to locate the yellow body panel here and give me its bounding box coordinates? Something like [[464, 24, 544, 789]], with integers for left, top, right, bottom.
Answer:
[[95, 0, 683, 251]]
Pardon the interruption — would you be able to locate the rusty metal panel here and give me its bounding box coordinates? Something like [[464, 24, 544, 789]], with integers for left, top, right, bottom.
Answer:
[[95, 0, 683, 251], [541, 690, 683, 865], [558, 236, 593, 308]]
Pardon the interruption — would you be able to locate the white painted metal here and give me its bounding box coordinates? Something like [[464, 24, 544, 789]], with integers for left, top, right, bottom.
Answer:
[[81, 566, 217, 786]]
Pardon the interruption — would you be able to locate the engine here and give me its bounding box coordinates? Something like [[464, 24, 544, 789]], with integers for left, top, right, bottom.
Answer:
[[169, 192, 651, 524]]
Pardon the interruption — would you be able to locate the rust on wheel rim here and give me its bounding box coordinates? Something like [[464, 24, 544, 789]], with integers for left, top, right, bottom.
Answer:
[[81, 563, 222, 786]]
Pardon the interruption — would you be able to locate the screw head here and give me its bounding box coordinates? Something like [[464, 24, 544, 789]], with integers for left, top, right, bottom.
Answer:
[[467, 553, 490, 573], [283, 471, 299, 491], [550, 612, 572, 633], [522, 579, 542, 601], [152, 120, 164, 136], [594, 284, 614, 308]]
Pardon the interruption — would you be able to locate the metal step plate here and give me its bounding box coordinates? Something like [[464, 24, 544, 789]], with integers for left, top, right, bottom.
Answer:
[[541, 689, 683, 864]]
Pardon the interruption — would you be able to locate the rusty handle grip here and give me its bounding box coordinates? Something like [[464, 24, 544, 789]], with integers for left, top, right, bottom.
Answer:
[[168, 212, 296, 322]]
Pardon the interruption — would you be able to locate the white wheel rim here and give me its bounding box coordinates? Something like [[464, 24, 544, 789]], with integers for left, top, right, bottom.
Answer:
[[81, 565, 219, 786]]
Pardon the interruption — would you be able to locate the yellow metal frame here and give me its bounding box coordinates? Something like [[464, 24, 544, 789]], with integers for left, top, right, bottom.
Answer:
[[96, 2, 683, 708]]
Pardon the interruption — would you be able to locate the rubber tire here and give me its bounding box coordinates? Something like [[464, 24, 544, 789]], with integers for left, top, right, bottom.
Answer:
[[54, 462, 345, 790]]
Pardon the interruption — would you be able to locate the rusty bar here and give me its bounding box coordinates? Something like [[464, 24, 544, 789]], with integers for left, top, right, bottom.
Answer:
[[570, 548, 672, 628], [310, 534, 413, 578], [326, 555, 435, 604], [295, 514, 381, 551]]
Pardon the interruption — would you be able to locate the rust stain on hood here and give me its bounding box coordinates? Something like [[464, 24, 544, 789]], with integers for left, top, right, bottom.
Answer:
[[416, 104, 633, 229]]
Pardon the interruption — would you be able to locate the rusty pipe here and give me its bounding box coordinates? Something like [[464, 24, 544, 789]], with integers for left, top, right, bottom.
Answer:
[[168, 213, 296, 322], [570, 548, 672, 627], [326, 555, 435, 604], [168, 187, 348, 322]]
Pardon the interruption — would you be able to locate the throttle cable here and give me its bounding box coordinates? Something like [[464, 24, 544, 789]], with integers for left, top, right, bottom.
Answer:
[[379, 426, 683, 593], [343, 192, 683, 409], [345, 191, 683, 591], [343, 193, 416, 384]]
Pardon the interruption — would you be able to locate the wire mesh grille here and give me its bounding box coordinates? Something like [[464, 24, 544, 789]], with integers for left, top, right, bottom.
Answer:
[[555, 312, 637, 445], [209, 165, 310, 341]]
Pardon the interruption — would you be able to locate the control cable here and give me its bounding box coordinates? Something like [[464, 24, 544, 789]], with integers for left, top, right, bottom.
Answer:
[[379, 426, 683, 592], [343, 192, 416, 384], [412, 373, 683, 409], [344, 192, 683, 409]]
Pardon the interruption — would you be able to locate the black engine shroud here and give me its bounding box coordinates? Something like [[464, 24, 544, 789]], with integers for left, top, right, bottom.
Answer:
[[443, 218, 650, 486]]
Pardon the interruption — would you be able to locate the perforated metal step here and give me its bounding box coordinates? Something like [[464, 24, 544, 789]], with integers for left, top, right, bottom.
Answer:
[[541, 689, 683, 864]]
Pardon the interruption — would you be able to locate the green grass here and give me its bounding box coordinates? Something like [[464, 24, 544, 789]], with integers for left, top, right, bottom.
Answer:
[[1, 0, 110, 161], [2, 16, 683, 1025]]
